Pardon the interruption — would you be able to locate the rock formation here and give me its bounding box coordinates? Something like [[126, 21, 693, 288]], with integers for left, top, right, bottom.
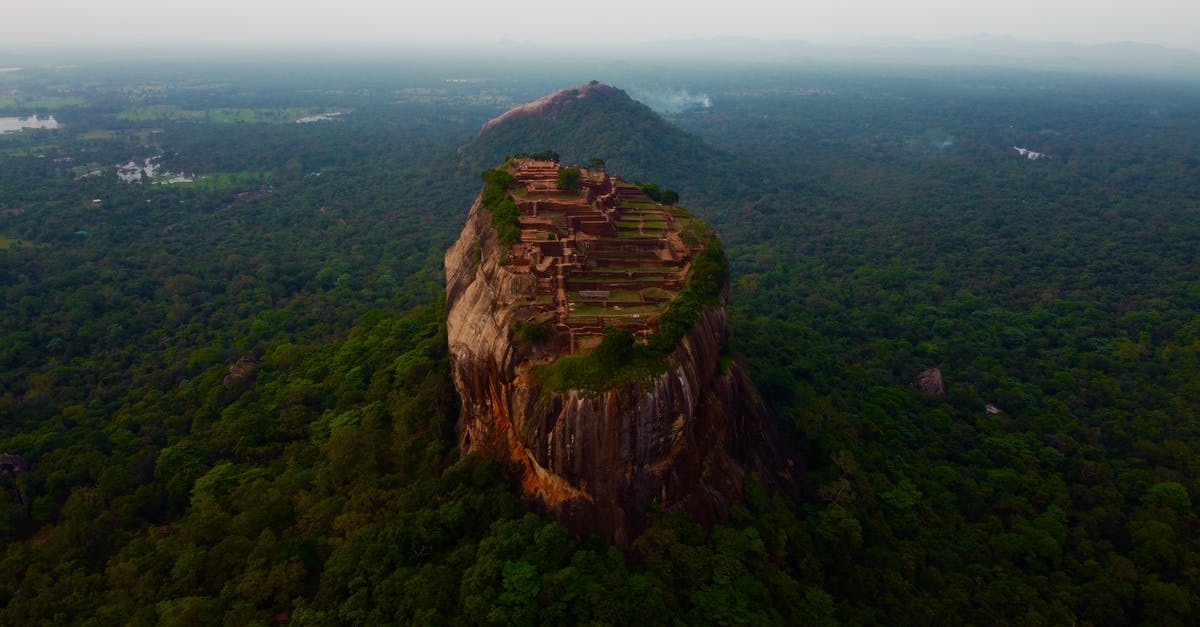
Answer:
[[457, 82, 729, 204], [477, 81, 621, 137], [915, 367, 945, 396], [445, 158, 796, 545]]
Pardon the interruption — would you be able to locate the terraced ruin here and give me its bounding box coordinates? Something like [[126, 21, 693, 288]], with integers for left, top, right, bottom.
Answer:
[[500, 158, 701, 352]]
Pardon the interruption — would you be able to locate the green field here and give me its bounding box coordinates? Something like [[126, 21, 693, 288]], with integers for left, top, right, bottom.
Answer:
[[0, 143, 62, 157], [117, 106, 319, 123], [617, 230, 660, 239], [570, 288, 643, 300], [116, 105, 205, 121], [569, 302, 662, 318], [0, 95, 86, 110], [0, 234, 41, 250], [179, 171, 273, 189]]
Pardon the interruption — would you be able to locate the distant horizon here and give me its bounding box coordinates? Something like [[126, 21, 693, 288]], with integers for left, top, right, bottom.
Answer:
[[4, 34, 1199, 82], [2, 33, 1199, 56], [2, 0, 1197, 54]]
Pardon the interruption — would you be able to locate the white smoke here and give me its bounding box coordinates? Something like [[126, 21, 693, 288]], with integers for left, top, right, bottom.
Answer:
[[630, 88, 712, 114]]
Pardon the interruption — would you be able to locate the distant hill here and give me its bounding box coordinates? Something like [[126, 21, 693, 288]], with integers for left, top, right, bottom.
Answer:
[[619, 36, 1200, 78], [457, 81, 742, 204]]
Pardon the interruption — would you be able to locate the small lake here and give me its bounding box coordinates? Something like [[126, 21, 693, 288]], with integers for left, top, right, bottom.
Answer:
[[0, 115, 59, 133]]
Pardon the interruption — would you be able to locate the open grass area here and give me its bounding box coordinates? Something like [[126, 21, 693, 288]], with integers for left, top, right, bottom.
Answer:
[[571, 274, 667, 284], [568, 303, 662, 317], [0, 95, 86, 110], [117, 106, 204, 121], [590, 265, 667, 273], [174, 171, 273, 189], [640, 287, 673, 300], [571, 274, 662, 284], [0, 143, 63, 157], [591, 252, 662, 263], [0, 235, 42, 250], [117, 106, 317, 123], [570, 288, 643, 300]]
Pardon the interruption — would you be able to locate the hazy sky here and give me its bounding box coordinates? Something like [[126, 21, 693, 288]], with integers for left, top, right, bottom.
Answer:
[[3, 0, 1198, 51]]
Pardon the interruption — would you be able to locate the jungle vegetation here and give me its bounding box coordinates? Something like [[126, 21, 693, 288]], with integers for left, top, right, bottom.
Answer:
[[0, 59, 1198, 624]]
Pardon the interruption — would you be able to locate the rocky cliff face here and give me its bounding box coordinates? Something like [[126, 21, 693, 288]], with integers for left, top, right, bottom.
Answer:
[[446, 194, 796, 545]]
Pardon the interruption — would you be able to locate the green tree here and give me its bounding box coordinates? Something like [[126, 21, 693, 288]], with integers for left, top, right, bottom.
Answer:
[[556, 167, 582, 192], [595, 326, 634, 368]]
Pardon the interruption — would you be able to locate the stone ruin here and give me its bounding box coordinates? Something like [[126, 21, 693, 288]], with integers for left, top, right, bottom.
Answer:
[[500, 158, 700, 351]]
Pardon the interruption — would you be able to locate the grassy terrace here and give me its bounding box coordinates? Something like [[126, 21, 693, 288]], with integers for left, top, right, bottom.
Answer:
[[590, 265, 672, 272], [621, 210, 668, 219], [568, 289, 645, 301], [618, 224, 668, 231], [493, 161, 725, 390], [590, 250, 663, 259], [569, 275, 670, 284], [567, 304, 661, 320], [569, 287, 675, 297], [532, 224, 727, 391]]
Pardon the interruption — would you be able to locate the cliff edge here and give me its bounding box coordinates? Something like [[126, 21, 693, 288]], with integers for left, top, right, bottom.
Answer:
[[445, 158, 795, 545]]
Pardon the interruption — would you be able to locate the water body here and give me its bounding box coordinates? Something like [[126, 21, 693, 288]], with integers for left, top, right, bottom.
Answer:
[[295, 112, 344, 124], [0, 115, 59, 133]]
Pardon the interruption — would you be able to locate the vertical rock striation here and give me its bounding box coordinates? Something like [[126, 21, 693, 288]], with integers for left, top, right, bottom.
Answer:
[[446, 191, 796, 545]]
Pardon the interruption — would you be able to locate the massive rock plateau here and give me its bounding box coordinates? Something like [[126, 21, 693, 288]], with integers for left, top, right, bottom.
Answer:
[[445, 168, 796, 545]]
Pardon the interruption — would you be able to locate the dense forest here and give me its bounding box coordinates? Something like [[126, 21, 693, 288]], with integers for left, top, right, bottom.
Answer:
[[1, 58, 1198, 624]]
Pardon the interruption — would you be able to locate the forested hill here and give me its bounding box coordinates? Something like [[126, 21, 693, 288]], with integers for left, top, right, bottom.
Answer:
[[0, 61, 1198, 624], [457, 81, 745, 208]]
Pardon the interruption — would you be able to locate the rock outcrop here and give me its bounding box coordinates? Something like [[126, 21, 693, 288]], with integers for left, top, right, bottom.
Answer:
[[915, 367, 945, 396], [457, 82, 728, 202], [446, 187, 796, 545], [477, 81, 621, 137]]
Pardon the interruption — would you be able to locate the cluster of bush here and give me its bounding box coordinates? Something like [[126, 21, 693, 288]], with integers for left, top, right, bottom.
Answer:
[[481, 168, 521, 246]]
